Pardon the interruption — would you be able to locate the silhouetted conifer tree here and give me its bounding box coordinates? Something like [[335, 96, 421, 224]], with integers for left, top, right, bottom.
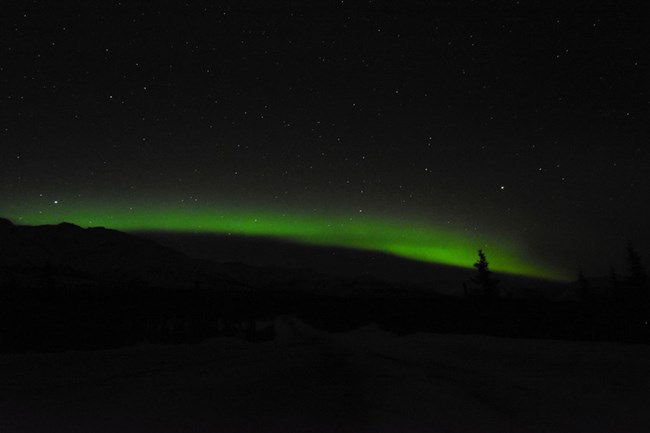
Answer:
[[626, 243, 647, 290], [622, 244, 649, 341], [472, 250, 499, 298]]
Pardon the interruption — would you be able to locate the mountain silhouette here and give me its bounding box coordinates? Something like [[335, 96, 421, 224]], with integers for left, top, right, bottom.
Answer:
[[0, 219, 408, 294], [0, 218, 237, 288]]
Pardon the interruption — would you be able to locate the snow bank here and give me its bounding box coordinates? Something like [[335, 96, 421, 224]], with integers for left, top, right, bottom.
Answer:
[[0, 317, 648, 432]]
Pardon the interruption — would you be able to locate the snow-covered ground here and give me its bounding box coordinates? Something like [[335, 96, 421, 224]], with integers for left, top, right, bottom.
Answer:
[[1, 317, 649, 432]]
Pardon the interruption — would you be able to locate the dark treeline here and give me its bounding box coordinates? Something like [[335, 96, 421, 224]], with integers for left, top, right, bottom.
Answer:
[[1, 243, 648, 353], [1, 274, 649, 353], [0, 281, 277, 353], [2, 219, 648, 352]]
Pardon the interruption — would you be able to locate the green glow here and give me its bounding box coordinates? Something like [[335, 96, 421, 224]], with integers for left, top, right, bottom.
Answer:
[[3, 202, 569, 280]]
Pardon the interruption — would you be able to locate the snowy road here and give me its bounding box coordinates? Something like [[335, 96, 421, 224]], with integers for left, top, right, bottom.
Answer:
[[1, 316, 649, 432]]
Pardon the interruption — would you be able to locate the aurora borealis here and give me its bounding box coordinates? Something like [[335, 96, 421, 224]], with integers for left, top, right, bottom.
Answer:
[[1, 2, 647, 283], [3, 200, 565, 280]]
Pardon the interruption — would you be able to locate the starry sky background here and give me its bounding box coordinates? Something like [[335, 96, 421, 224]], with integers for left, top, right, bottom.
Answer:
[[1, 1, 647, 279]]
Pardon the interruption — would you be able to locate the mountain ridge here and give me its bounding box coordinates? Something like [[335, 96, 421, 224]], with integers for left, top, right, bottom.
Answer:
[[0, 218, 419, 296]]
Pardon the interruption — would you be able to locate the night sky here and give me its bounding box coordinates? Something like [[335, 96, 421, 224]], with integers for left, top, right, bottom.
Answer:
[[1, 1, 647, 280]]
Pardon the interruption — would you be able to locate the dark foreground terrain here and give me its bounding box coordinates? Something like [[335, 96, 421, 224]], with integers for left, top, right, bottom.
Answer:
[[1, 316, 649, 433], [1, 282, 650, 354], [2, 219, 650, 431]]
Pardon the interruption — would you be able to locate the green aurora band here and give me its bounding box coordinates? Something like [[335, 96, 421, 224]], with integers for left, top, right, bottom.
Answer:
[[3, 202, 569, 281]]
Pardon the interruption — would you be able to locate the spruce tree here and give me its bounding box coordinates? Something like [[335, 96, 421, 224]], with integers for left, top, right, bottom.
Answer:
[[626, 243, 647, 290], [472, 249, 499, 298]]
